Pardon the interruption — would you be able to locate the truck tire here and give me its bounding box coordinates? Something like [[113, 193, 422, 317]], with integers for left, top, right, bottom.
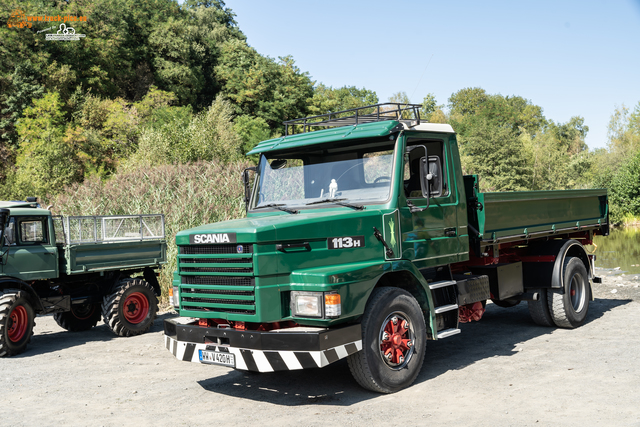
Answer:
[[54, 303, 102, 332], [527, 289, 554, 327], [0, 290, 35, 357], [102, 278, 158, 337], [547, 257, 590, 328], [347, 287, 426, 393]]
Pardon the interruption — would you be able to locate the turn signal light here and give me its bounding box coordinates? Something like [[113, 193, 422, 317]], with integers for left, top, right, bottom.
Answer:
[[325, 293, 341, 317]]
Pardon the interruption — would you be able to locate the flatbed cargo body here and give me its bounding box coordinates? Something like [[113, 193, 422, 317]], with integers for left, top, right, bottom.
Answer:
[[163, 103, 609, 393]]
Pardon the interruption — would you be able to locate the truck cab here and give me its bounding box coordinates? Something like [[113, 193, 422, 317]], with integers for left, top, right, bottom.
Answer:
[[0, 202, 59, 281]]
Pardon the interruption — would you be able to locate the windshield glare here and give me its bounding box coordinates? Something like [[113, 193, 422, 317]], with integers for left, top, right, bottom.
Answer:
[[252, 144, 396, 209]]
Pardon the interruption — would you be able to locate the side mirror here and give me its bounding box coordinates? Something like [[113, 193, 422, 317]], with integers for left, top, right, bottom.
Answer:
[[0, 208, 8, 232], [0, 208, 9, 255], [242, 167, 257, 213], [419, 156, 443, 200]]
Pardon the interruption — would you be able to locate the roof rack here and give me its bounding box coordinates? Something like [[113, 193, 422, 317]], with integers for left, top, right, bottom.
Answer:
[[283, 103, 423, 136]]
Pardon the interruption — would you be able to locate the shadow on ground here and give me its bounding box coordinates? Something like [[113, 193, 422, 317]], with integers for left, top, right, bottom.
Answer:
[[197, 297, 631, 406], [18, 312, 174, 357]]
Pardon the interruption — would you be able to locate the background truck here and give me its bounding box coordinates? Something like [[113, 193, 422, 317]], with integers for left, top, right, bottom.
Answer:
[[0, 199, 166, 357], [163, 103, 609, 393]]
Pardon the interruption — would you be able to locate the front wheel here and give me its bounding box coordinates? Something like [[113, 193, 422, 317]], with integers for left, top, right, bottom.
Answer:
[[102, 278, 158, 337], [347, 287, 426, 393], [54, 303, 102, 332], [547, 257, 590, 328], [0, 290, 36, 357]]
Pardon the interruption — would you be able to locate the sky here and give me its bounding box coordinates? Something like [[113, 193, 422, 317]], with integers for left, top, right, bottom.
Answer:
[[225, 0, 640, 150]]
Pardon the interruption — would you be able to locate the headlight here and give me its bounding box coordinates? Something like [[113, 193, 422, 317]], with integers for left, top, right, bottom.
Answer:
[[291, 292, 322, 317], [290, 291, 341, 318]]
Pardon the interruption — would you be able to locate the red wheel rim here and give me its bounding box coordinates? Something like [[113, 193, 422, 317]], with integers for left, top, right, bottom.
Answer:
[[123, 292, 149, 324], [8, 305, 28, 342], [379, 313, 415, 369]]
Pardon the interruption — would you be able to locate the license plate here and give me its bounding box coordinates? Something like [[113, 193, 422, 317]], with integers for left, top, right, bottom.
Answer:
[[199, 349, 235, 367]]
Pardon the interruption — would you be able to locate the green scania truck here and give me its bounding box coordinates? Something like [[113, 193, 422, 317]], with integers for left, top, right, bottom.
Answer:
[[0, 201, 166, 357], [163, 104, 608, 393]]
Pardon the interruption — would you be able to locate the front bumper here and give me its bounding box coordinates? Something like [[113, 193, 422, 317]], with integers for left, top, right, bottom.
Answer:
[[163, 317, 362, 372]]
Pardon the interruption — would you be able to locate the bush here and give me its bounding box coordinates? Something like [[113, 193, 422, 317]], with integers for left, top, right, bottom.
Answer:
[[48, 160, 251, 301]]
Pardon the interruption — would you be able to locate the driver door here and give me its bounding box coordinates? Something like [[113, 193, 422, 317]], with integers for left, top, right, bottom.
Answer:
[[399, 137, 460, 268], [2, 216, 59, 280]]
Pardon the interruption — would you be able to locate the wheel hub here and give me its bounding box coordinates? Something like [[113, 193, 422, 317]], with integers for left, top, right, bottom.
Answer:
[[123, 292, 149, 324], [8, 305, 28, 343], [379, 313, 414, 369]]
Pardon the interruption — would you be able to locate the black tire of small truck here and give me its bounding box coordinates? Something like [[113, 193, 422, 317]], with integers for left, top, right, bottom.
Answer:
[[547, 257, 591, 329], [102, 278, 158, 337], [347, 287, 427, 393], [0, 290, 36, 357], [54, 303, 102, 332], [527, 289, 555, 327]]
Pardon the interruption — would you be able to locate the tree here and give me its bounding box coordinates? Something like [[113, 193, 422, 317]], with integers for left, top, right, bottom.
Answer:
[[459, 118, 532, 192], [421, 93, 446, 123], [215, 39, 313, 130], [12, 92, 82, 199], [0, 60, 44, 145]]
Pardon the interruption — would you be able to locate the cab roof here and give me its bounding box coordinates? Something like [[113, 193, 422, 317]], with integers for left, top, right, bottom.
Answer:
[[246, 120, 455, 156], [0, 201, 51, 216]]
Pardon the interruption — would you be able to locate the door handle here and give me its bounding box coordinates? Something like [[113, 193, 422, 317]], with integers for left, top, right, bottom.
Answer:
[[444, 228, 457, 237], [276, 242, 311, 252]]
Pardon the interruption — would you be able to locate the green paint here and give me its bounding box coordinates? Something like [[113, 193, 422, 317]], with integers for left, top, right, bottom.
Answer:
[[173, 120, 608, 337]]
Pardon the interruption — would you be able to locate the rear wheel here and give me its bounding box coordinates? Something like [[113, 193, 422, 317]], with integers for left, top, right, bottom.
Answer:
[[547, 257, 590, 328], [0, 290, 35, 357], [102, 278, 158, 337], [54, 303, 102, 332], [527, 289, 554, 327], [347, 287, 426, 393]]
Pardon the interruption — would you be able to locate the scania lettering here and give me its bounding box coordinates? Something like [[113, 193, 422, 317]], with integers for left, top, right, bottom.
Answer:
[[163, 104, 609, 393]]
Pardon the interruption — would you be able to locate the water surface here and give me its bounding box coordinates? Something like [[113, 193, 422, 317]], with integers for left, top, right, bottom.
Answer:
[[592, 226, 640, 274]]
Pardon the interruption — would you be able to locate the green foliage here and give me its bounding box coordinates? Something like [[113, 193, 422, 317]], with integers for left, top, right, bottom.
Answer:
[[607, 103, 640, 167], [127, 96, 243, 168], [0, 60, 45, 145], [606, 150, 640, 223], [421, 93, 446, 123], [215, 39, 313, 130], [233, 115, 272, 157], [308, 84, 378, 116], [47, 160, 250, 299], [11, 92, 82, 199], [459, 118, 532, 191]]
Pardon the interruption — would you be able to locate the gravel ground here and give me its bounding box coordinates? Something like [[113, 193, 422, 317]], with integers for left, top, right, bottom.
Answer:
[[2, 266, 639, 427]]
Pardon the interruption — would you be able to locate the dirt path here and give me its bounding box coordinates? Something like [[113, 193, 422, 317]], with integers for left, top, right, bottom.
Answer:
[[2, 267, 639, 427]]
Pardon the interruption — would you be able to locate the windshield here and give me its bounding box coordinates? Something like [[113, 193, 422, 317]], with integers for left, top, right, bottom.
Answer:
[[251, 141, 396, 210]]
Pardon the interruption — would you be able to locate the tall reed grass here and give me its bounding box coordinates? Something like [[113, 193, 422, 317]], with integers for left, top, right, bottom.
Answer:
[[48, 161, 251, 301]]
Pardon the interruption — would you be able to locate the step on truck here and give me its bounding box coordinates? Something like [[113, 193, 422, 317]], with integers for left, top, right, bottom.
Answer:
[[163, 103, 609, 393], [0, 200, 166, 357]]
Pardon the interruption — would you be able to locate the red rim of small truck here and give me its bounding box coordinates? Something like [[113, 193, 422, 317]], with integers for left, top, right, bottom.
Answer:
[[8, 305, 28, 342], [123, 292, 149, 324]]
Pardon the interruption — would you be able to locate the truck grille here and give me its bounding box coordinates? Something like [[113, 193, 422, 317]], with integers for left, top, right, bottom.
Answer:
[[178, 244, 255, 315]]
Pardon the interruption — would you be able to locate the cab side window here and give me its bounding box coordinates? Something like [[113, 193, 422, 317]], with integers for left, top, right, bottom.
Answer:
[[404, 139, 448, 199], [19, 218, 47, 244]]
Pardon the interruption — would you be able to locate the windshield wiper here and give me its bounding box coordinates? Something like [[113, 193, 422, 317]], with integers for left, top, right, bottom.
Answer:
[[306, 198, 364, 210], [254, 203, 299, 214]]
